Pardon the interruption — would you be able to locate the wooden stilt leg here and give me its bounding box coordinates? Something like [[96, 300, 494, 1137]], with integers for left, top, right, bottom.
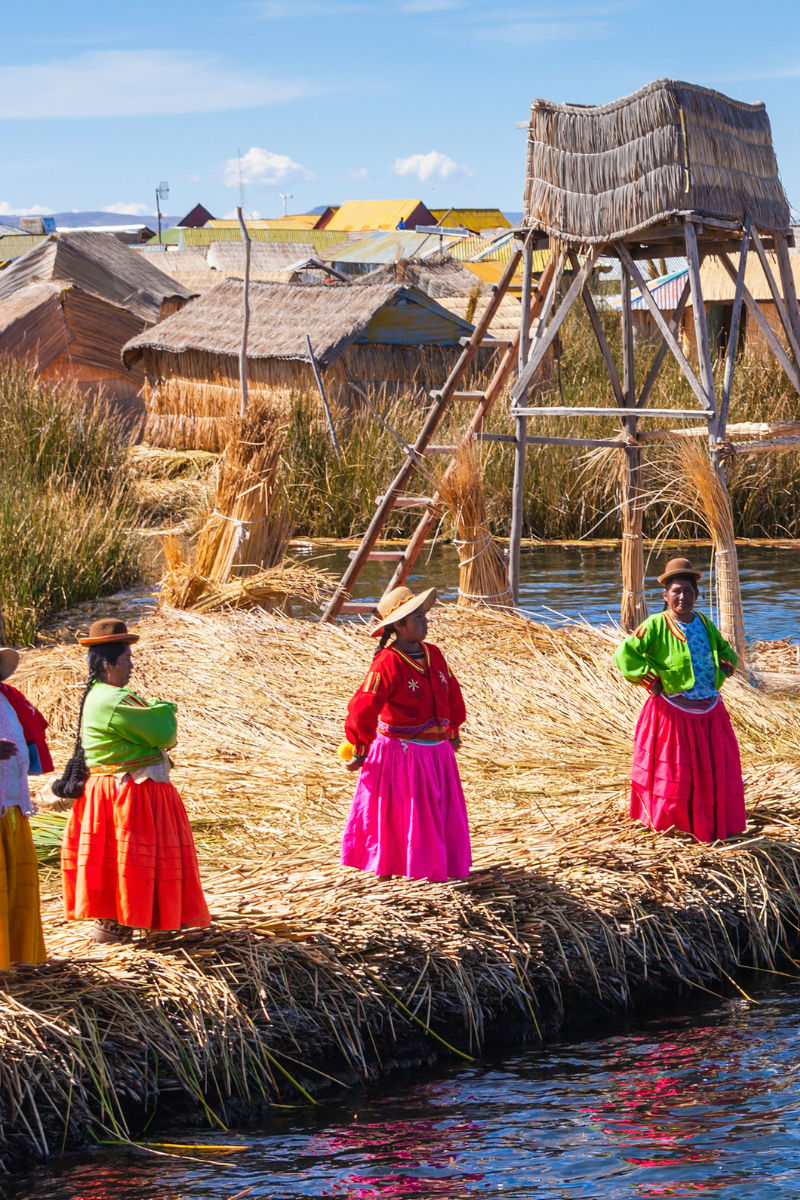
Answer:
[[774, 232, 800, 361], [620, 265, 646, 632], [508, 236, 535, 605]]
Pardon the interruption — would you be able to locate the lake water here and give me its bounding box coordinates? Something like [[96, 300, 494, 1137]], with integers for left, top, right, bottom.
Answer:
[[302, 541, 800, 642], [13, 979, 800, 1199]]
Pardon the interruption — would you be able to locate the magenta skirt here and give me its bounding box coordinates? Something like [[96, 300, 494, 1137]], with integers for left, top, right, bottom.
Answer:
[[341, 733, 472, 881], [630, 694, 746, 843]]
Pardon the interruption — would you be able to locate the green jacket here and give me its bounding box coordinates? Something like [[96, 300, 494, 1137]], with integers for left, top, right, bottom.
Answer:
[[614, 610, 738, 694], [81, 681, 178, 772]]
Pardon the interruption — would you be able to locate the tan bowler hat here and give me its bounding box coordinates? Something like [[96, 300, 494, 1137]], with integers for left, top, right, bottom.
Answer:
[[370, 586, 438, 637], [0, 648, 20, 681], [658, 557, 703, 585], [77, 619, 140, 647]]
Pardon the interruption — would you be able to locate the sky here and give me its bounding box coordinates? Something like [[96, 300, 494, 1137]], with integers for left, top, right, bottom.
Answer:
[[2, 0, 800, 222]]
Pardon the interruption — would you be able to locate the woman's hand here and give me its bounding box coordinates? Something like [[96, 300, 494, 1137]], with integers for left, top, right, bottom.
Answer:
[[649, 677, 664, 696], [0, 740, 16, 762], [720, 659, 735, 677], [344, 755, 365, 772], [450, 735, 462, 752]]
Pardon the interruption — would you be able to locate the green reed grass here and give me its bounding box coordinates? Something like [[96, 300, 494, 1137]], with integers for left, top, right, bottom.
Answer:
[[0, 360, 141, 644]]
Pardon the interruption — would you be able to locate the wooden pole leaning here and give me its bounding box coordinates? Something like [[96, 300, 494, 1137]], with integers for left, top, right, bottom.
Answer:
[[619, 262, 647, 633], [773, 231, 800, 359], [749, 226, 800, 368], [718, 219, 750, 441], [306, 334, 341, 459], [382, 252, 559, 598], [319, 245, 523, 622], [717, 254, 800, 394], [236, 206, 251, 418], [508, 234, 536, 606]]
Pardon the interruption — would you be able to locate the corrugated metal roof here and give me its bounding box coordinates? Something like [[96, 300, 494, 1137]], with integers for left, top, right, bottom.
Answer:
[[597, 255, 687, 282], [430, 208, 512, 231], [0, 233, 48, 264], [181, 227, 353, 251], [324, 229, 464, 266], [326, 200, 433, 232], [605, 267, 689, 311], [208, 215, 321, 231]]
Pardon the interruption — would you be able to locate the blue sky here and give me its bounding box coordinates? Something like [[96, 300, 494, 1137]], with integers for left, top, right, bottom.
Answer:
[[2, 0, 799, 221]]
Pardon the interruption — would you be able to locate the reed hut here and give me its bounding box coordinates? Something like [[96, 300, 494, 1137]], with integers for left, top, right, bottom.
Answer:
[[508, 77, 798, 656], [0, 232, 194, 413], [123, 278, 477, 450]]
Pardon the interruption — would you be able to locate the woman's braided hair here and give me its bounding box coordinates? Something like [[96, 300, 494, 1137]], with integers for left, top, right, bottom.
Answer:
[[373, 624, 397, 657], [51, 642, 130, 800]]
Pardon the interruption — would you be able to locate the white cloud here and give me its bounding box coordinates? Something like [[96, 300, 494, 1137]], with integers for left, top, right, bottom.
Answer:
[[0, 201, 55, 216], [224, 147, 316, 188], [392, 150, 475, 184], [186, 174, 202, 183], [102, 202, 152, 216], [0, 51, 311, 119], [349, 167, 370, 180]]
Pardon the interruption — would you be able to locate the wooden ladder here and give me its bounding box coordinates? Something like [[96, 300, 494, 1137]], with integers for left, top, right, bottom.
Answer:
[[319, 243, 557, 622]]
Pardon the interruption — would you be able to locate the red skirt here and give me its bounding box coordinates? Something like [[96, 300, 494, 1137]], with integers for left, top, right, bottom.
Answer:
[[630, 694, 746, 843], [61, 774, 211, 931]]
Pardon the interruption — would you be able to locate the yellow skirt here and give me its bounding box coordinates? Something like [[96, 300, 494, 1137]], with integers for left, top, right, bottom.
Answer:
[[0, 807, 47, 969]]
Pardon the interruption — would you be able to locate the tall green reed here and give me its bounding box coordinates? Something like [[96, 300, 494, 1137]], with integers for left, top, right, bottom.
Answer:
[[0, 360, 141, 644]]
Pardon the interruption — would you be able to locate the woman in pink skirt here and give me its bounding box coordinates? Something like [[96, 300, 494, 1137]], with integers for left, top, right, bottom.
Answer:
[[614, 557, 746, 843], [339, 585, 471, 881]]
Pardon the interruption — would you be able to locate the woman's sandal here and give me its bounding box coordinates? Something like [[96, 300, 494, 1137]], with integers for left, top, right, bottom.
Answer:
[[92, 919, 134, 945]]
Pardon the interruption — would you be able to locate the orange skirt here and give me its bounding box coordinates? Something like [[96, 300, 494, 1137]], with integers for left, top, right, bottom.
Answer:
[[0, 807, 47, 969], [61, 774, 211, 931]]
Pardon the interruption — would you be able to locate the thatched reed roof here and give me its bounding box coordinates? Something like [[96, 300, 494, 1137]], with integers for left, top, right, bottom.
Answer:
[[123, 278, 474, 370], [206, 242, 315, 272], [696, 249, 800, 304], [523, 78, 791, 244], [0, 232, 195, 324], [355, 255, 489, 298], [0, 282, 67, 364]]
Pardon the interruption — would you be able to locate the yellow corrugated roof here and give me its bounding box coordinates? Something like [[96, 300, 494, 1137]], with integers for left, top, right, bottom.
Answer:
[[431, 208, 512, 230], [326, 200, 427, 232], [208, 215, 321, 230]]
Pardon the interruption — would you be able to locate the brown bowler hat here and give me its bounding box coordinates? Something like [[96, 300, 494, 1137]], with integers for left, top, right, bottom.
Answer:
[[658, 557, 703, 585], [0, 648, 20, 682], [78, 619, 140, 647]]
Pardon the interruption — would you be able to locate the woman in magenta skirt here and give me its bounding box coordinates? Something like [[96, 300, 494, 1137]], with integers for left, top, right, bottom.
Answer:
[[339, 585, 471, 882], [614, 557, 746, 843]]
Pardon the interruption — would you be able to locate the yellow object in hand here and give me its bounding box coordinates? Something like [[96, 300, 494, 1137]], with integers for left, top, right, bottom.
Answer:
[[337, 740, 356, 763]]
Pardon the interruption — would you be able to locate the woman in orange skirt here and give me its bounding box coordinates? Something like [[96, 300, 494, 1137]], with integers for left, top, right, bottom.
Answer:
[[55, 619, 210, 944]]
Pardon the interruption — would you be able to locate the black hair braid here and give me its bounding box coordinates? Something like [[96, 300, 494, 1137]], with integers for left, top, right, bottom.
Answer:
[[373, 625, 396, 657], [52, 642, 129, 800]]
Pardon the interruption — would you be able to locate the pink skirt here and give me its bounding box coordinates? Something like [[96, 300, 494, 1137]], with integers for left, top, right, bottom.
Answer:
[[341, 733, 472, 881], [630, 694, 746, 843]]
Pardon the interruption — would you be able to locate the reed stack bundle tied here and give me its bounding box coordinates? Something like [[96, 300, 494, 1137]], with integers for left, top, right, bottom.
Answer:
[[160, 395, 333, 613], [433, 440, 512, 610]]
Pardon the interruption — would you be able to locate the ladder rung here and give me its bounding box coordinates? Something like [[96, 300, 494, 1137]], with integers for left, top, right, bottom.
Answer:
[[349, 550, 406, 561], [338, 603, 377, 614], [375, 495, 436, 508], [452, 392, 486, 401], [459, 337, 512, 348], [510, 406, 716, 420], [424, 445, 457, 455]]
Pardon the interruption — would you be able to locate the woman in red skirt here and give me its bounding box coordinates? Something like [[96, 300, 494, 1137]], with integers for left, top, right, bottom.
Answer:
[[55, 619, 210, 943], [614, 557, 746, 843]]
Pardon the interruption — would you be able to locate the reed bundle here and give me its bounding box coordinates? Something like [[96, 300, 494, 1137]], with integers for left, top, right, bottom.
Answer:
[[6, 604, 800, 1168], [431, 440, 512, 610]]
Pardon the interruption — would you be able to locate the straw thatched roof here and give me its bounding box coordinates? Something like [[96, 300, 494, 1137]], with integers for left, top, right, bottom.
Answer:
[[0, 232, 195, 324], [696, 249, 800, 303], [0, 282, 67, 364], [355, 255, 489, 298], [523, 78, 791, 244], [123, 278, 475, 370], [206, 241, 315, 272]]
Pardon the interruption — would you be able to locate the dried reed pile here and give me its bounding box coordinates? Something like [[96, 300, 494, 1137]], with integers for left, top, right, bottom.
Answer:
[[432, 441, 512, 610], [6, 605, 800, 1168]]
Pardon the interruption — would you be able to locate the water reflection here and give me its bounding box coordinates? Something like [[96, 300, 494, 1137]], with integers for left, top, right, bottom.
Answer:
[[13, 982, 800, 1199]]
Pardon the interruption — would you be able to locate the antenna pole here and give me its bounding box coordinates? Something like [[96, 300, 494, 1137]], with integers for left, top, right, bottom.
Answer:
[[236, 206, 251, 417], [156, 187, 162, 244]]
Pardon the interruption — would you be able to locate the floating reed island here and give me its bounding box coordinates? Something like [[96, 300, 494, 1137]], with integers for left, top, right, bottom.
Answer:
[[5, 604, 800, 1170]]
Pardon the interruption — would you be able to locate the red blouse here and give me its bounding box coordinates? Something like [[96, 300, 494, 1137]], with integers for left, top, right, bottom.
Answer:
[[345, 642, 467, 756]]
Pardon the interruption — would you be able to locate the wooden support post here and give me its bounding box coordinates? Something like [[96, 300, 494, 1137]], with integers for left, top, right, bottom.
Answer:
[[320, 243, 524, 621], [381, 253, 559, 598], [571, 249, 625, 408], [750, 226, 800, 367], [717, 253, 800, 393], [684, 219, 717, 416], [774, 231, 800, 359], [236, 206, 251, 418], [508, 235, 535, 605], [636, 281, 691, 409], [718, 220, 749, 440], [306, 334, 341, 458], [620, 263, 646, 633], [511, 248, 595, 401]]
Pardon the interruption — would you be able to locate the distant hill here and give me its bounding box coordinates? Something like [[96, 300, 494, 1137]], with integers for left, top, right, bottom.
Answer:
[[1, 212, 180, 229]]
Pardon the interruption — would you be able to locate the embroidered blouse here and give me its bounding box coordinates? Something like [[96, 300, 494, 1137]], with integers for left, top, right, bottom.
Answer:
[[345, 642, 466, 756], [671, 617, 718, 699]]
